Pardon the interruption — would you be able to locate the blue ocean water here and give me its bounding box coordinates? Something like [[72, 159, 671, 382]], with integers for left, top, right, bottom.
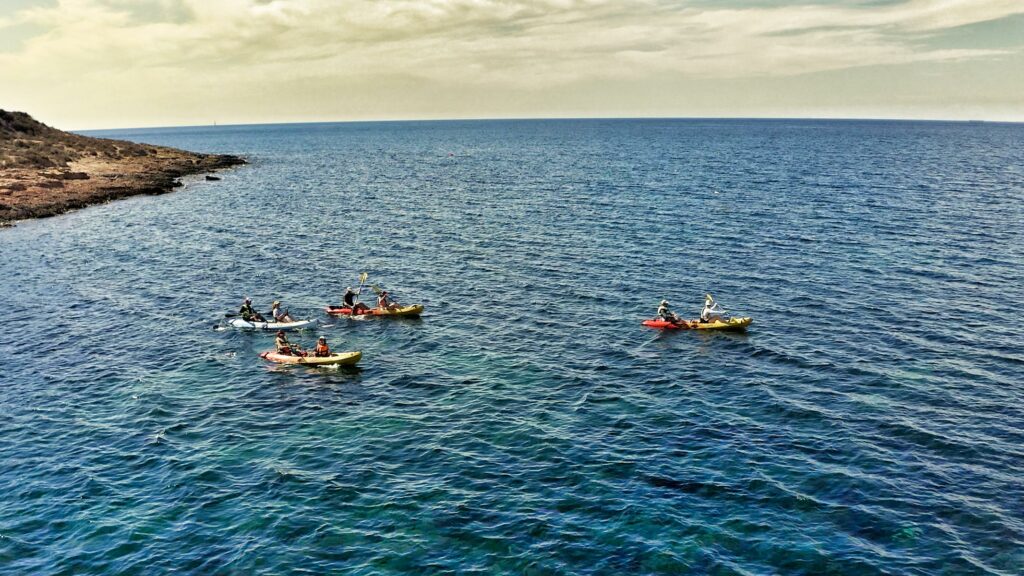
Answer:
[[2, 119, 1023, 575]]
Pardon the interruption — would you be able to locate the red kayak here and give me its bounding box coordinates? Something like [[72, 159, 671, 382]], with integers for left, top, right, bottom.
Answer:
[[325, 304, 423, 317]]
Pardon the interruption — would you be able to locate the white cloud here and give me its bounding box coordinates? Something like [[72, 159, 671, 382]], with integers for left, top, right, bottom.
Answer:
[[1, 0, 1021, 126]]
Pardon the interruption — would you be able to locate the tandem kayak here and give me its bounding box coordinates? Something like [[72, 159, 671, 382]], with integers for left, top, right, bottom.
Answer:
[[259, 350, 362, 366], [227, 318, 318, 331], [325, 304, 424, 317], [642, 317, 752, 331]]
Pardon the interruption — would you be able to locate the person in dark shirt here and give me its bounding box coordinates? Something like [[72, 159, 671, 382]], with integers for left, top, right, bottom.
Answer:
[[239, 297, 266, 322]]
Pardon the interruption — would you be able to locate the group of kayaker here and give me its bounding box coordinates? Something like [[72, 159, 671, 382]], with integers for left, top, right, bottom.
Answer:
[[225, 273, 425, 366], [238, 297, 296, 323], [274, 331, 331, 358], [233, 276, 745, 368], [655, 294, 729, 327], [236, 296, 339, 358], [341, 286, 402, 313]]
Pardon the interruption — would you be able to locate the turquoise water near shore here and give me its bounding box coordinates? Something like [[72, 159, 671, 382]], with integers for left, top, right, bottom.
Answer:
[[2, 119, 1023, 574]]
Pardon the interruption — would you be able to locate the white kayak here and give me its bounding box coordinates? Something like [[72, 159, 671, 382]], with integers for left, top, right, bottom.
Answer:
[[227, 318, 318, 331]]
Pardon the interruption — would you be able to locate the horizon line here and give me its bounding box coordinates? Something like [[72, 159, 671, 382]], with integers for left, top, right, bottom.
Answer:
[[73, 114, 1024, 133]]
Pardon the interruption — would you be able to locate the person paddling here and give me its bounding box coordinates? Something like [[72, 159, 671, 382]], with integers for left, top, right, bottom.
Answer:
[[657, 299, 682, 324], [700, 293, 725, 323], [313, 336, 331, 357], [275, 330, 304, 356], [343, 287, 370, 315], [377, 290, 400, 311], [270, 300, 295, 323], [239, 297, 266, 322]]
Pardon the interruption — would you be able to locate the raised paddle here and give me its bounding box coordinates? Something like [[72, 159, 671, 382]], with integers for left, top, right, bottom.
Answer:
[[349, 272, 370, 315]]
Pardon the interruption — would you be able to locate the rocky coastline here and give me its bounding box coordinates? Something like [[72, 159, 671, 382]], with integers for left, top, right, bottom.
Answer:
[[0, 110, 245, 226]]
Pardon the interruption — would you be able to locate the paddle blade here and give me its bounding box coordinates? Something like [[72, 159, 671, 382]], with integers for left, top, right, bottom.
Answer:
[[370, 284, 383, 294], [359, 272, 368, 284]]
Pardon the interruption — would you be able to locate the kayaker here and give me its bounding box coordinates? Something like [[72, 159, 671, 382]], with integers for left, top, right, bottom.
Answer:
[[343, 287, 370, 314], [275, 330, 301, 356], [657, 300, 682, 324], [270, 300, 295, 323], [313, 336, 331, 357], [377, 290, 400, 311], [239, 297, 266, 322], [700, 294, 725, 323]]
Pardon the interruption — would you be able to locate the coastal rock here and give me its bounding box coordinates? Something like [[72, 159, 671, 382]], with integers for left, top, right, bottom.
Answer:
[[0, 109, 245, 225]]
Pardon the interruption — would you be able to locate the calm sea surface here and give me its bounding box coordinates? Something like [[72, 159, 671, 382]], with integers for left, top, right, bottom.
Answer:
[[2, 119, 1023, 575]]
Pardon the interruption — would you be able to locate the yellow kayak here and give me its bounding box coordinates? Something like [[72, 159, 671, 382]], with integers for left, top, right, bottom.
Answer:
[[325, 304, 424, 317], [642, 317, 752, 331], [259, 350, 362, 366]]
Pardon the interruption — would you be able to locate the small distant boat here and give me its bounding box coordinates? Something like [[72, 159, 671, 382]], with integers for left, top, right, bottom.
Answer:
[[642, 317, 752, 331], [227, 318, 318, 331], [325, 304, 424, 318], [259, 350, 361, 366]]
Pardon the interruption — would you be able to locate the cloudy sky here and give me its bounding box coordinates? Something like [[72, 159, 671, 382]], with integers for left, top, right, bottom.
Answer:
[[1, 0, 1022, 129]]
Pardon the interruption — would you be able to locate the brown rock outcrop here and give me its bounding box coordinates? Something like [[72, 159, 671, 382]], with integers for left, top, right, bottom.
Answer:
[[0, 110, 245, 225]]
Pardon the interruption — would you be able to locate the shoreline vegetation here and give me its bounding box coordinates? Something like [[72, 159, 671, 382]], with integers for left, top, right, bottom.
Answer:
[[0, 110, 245, 227]]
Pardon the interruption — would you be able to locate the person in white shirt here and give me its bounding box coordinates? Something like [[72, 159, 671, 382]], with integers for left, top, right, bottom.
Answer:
[[377, 290, 400, 311], [700, 294, 725, 323], [270, 300, 294, 323]]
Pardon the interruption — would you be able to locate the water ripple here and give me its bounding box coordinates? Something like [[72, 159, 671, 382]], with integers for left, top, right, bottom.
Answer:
[[2, 119, 1023, 575]]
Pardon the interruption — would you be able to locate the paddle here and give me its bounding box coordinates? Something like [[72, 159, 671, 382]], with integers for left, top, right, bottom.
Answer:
[[225, 312, 266, 322], [347, 272, 370, 315]]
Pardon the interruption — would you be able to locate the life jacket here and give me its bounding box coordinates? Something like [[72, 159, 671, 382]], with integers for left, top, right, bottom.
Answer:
[[315, 343, 329, 357]]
